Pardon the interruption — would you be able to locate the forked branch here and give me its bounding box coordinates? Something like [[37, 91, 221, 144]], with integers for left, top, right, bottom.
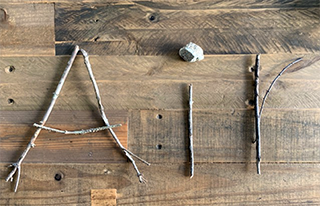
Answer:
[[252, 55, 302, 175]]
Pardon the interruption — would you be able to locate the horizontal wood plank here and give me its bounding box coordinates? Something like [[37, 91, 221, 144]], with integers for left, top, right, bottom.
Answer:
[[129, 109, 320, 163], [1, 54, 319, 111], [0, 3, 55, 56], [91, 189, 117, 206], [55, 3, 320, 55], [1, 0, 320, 8], [0, 111, 128, 163], [0, 163, 319, 205]]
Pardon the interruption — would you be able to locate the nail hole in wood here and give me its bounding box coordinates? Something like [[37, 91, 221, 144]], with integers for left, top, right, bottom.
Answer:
[[156, 114, 162, 119], [7, 98, 14, 105], [5, 65, 15, 73], [148, 14, 158, 22], [54, 173, 62, 181], [94, 36, 100, 42], [95, 19, 99, 22], [156, 144, 162, 150]]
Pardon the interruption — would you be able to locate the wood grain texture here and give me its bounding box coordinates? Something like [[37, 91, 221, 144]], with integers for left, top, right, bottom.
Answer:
[[0, 3, 55, 56], [129, 109, 320, 163], [55, 2, 320, 55], [0, 163, 319, 205], [1, 0, 320, 8], [1, 54, 319, 111], [0, 111, 128, 163], [91, 189, 117, 206]]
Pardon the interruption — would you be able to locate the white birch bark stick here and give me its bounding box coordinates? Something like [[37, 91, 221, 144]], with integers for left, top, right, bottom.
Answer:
[[189, 84, 194, 178], [79, 49, 150, 183], [6, 45, 80, 192], [33, 123, 122, 135]]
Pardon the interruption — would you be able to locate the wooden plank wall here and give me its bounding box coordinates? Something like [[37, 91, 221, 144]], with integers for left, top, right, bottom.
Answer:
[[0, 0, 320, 205]]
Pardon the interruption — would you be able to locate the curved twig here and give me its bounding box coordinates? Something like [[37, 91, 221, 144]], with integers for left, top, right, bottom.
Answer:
[[259, 57, 303, 117]]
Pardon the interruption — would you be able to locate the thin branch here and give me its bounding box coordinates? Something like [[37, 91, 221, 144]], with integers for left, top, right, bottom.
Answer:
[[79, 49, 150, 183], [253, 54, 261, 175], [6, 45, 80, 192], [259, 57, 303, 117], [33, 123, 122, 135], [189, 84, 194, 178]]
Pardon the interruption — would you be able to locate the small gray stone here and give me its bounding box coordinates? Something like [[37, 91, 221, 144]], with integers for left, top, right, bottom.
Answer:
[[179, 42, 204, 62]]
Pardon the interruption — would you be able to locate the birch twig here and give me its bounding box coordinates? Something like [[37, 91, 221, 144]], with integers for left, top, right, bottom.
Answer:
[[6, 45, 80, 192], [252, 54, 261, 175], [33, 123, 122, 135], [189, 84, 194, 178], [79, 49, 150, 183]]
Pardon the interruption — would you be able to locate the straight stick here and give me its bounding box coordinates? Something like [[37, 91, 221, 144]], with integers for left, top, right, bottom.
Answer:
[[189, 84, 194, 178]]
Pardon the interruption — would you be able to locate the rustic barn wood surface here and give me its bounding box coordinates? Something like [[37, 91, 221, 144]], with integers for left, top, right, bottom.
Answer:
[[0, 0, 320, 205]]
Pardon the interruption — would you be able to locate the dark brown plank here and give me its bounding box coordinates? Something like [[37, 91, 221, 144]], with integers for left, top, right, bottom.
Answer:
[[129, 109, 320, 163], [0, 3, 55, 56], [1, 54, 319, 111], [0, 163, 319, 205], [0, 111, 128, 163], [55, 3, 320, 55]]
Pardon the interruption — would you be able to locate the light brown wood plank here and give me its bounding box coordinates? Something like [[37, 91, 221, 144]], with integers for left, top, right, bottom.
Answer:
[[55, 3, 320, 55], [0, 3, 55, 56], [0, 111, 128, 163], [0, 163, 319, 205], [1, 54, 319, 111], [91, 189, 117, 206], [129, 109, 320, 163]]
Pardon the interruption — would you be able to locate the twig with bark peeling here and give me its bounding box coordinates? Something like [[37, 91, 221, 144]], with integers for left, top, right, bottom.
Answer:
[[252, 54, 261, 175], [33, 123, 122, 135], [189, 84, 194, 178], [6, 45, 81, 192], [79, 49, 150, 183], [252, 55, 303, 175]]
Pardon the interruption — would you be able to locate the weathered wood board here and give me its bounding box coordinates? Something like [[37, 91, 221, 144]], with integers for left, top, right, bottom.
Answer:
[[0, 110, 128, 163], [55, 2, 320, 55], [0, 0, 319, 205], [0, 4, 55, 56], [1, 54, 319, 111], [129, 109, 320, 164], [0, 163, 320, 205]]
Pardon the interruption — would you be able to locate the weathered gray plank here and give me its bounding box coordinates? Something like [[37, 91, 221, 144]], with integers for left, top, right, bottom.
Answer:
[[0, 3, 55, 56], [0, 163, 319, 205], [55, 3, 320, 55], [129, 109, 320, 163], [1, 54, 319, 111]]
